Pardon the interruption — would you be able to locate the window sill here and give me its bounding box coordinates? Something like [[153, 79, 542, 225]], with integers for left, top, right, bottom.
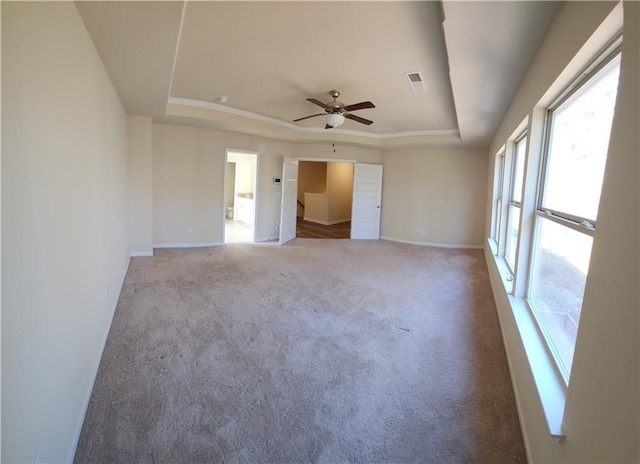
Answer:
[[493, 253, 514, 295], [509, 297, 567, 440], [487, 237, 498, 255], [486, 239, 566, 441]]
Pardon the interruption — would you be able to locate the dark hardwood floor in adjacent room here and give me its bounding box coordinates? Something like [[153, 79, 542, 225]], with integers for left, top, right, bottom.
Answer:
[[296, 218, 351, 239]]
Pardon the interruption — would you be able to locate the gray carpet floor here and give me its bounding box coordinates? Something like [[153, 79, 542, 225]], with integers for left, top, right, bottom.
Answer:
[[75, 239, 526, 463]]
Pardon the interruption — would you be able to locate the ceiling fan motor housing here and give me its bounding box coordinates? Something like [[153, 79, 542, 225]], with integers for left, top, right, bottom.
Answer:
[[293, 90, 375, 127], [327, 90, 345, 113]]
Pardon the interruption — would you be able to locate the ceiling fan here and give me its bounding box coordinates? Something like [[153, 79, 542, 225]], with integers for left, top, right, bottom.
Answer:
[[293, 90, 375, 129]]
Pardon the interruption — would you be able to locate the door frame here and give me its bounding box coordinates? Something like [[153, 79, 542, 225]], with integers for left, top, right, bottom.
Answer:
[[351, 163, 383, 240], [279, 156, 299, 245], [226, 160, 238, 220], [281, 157, 357, 242], [223, 149, 259, 243]]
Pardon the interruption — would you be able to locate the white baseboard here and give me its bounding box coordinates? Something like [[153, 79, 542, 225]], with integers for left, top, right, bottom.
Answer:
[[256, 236, 279, 242], [130, 251, 153, 257], [303, 217, 351, 226], [152, 242, 223, 249], [69, 255, 129, 462], [380, 236, 483, 249]]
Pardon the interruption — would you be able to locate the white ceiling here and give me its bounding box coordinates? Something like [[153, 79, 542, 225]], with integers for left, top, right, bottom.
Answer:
[[76, 1, 561, 148]]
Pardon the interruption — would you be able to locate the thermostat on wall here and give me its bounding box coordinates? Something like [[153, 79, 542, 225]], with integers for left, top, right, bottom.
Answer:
[[273, 177, 282, 184]]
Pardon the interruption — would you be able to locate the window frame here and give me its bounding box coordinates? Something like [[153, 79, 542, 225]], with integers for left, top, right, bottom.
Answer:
[[526, 46, 622, 383], [534, 49, 621, 235], [484, 29, 623, 438], [492, 151, 506, 250], [504, 132, 527, 273]]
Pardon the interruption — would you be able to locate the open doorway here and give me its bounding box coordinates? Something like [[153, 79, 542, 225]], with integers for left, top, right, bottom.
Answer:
[[224, 150, 257, 243], [296, 161, 353, 239]]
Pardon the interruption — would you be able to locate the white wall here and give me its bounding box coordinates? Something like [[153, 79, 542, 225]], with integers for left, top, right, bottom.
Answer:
[[1, 3, 129, 462], [127, 115, 153, 256], [380, 147, 487, 247], [484, 1, 639, 462], [227, 152, 255, 195]]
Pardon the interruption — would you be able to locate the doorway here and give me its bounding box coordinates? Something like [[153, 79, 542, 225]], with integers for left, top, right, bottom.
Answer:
[[296, 161, 354, 239], [279, 159, 383, 245], [224, 150, 258, 243]]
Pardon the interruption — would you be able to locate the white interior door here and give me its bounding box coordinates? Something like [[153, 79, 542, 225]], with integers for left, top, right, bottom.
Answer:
[[351, 163, 383, 240], [279, 156, 299, 245]]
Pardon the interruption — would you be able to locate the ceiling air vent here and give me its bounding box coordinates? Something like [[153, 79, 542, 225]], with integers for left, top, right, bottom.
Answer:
[[405, 71, 426, 92]]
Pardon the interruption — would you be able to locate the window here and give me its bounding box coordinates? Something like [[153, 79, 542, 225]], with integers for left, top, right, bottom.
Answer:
[[492, 152, 505, 248], [505, 135, 527, 272], [528, 52, 621, 381]]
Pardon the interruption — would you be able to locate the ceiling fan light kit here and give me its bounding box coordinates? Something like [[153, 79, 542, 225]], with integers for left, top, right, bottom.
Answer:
[[293, 90, 375, 129], [325, 113, 345, 128]]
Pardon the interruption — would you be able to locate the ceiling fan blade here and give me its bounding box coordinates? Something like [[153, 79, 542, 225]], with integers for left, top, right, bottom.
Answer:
[[344, 101, 375, 112], [293, 113, 325, 122], [307, 98, 329, 109], [345, 113, 374, 125]]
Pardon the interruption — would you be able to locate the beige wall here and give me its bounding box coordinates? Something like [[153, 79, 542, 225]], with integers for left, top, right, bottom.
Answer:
[[152, 125, 489, 247], [302, 193, 329, 223], [564, 2, 639, 460], [298, 161, 327, 217], [127, 115, 153, 256], [380, 147, 487, 247], [1, 3, 129, 462], [152, 124, 292, 243], [0, 5, 3, 459], [6, 3, 634, 463], [298, 161, 327, 195], [327, 162, 353, 223], [298, 161, 353, 224], [225, 162, 235, 209], [152, 124, 224, 246], [484, 1, 639, 462], [293, 142, 381, 164], [152, 125, 381, 243]]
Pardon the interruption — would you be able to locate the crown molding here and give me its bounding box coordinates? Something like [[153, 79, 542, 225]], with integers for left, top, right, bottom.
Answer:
[[166, 97, 460, 140]]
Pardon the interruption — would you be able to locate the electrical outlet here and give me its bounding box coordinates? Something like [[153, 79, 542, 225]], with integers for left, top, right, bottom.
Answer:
[[274, 221, 279, 231], [104, 287, 109, 302], [187, 226, 193, 234]]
